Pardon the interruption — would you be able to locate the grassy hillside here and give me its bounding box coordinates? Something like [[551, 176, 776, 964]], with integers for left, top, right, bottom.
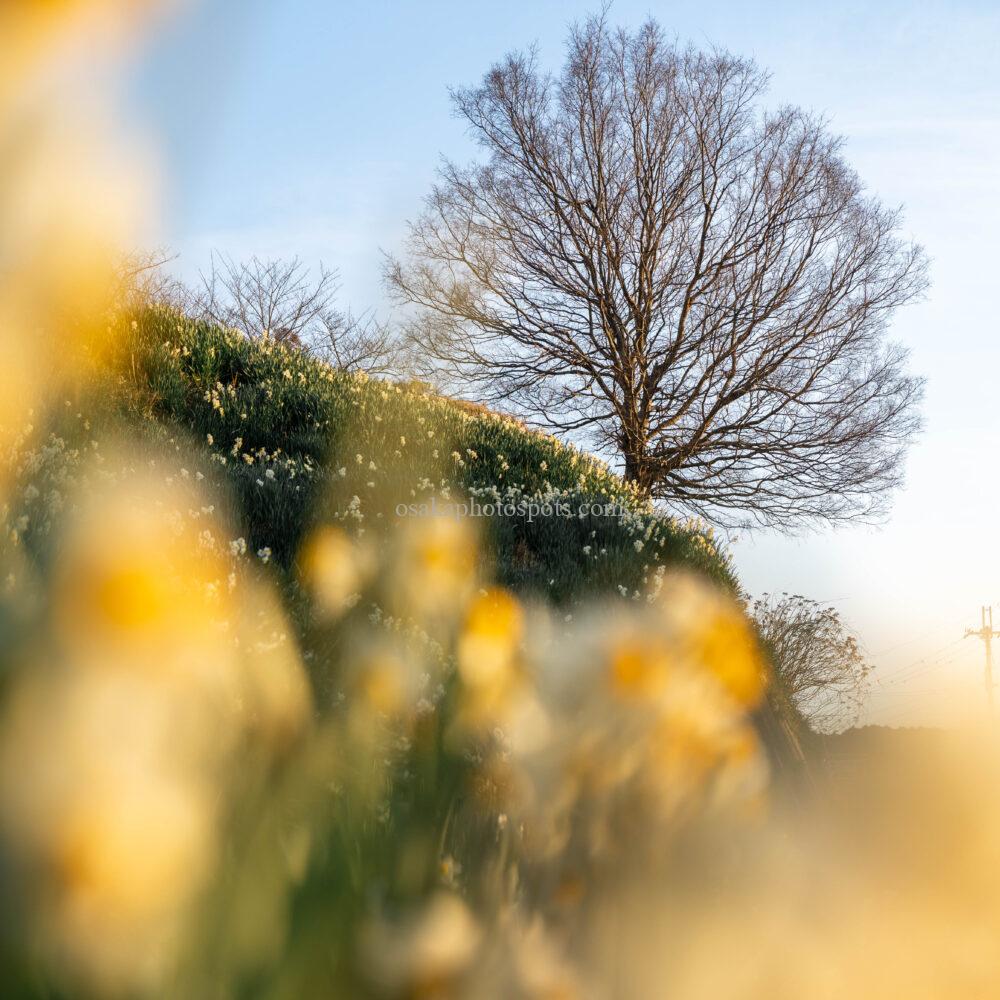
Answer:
[[0, 307, 801, 1000], [99, 306, 737, 603]]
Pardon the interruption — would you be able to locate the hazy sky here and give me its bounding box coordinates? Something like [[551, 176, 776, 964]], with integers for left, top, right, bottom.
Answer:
[[128, 0, 1000, 726]]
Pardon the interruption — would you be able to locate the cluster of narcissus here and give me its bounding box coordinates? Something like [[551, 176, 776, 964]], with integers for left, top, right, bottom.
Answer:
[[0, 470, 311, 992], [0, 430, 770, 997], [0, 6, 768, 992], [14, 5, 1000, 1000], [121, 303, 647, 505], [104, 305, 737, 598]]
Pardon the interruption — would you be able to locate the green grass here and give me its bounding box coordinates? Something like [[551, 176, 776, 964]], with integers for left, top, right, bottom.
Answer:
[[98, 306, 737, 603]]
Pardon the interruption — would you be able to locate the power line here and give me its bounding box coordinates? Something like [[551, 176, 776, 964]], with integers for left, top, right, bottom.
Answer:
[[876, 637, 964, 683], [881, 647, 965, 686], [870, 625, 942, 658]]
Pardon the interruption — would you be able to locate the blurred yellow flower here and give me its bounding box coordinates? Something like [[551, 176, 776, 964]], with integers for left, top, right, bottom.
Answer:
[[389, 513, 478, 620], [55, 773, 211, 920], [52, 476, 231, 669], [299, 524, 367, 618], [359, 647, 412, 716], [606, 632, 673, 700], [360, 893, 481, 996], [0, 0, 157, 465], [0, 667, 217, 994], [458, 587, 523, 687], [657, 574, 766, 708], [236, 585, 313, 751], [455, 587, 535, 736]]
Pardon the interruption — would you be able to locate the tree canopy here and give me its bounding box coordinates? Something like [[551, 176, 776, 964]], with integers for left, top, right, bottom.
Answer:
[[388, 16, 927, 528]]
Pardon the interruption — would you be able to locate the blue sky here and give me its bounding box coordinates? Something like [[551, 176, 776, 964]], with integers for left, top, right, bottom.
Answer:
[[128, 0, 1000, 725]]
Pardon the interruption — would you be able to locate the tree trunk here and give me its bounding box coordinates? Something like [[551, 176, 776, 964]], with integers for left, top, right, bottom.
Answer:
[[622, 442, 656, 496]]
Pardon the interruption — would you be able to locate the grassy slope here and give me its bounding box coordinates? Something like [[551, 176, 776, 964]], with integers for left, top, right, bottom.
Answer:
[[106, 306, 737, 604], [2, 307, 803, 778]]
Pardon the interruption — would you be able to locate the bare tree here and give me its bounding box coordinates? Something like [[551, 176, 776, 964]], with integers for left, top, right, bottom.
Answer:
[[199, 253, 402, 375], [115, 248, 192, 311], [319, 307, 403, 378], [387, 16, 927, 528], [199, 253, 335, 344], [752, 593, 872, 733]]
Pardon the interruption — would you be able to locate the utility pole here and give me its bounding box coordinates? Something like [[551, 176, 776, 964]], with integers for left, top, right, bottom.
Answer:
[[965, 606, 997, 718]]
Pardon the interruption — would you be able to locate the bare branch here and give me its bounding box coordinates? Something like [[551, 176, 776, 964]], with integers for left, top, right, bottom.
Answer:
[[115, 248, 191, 312], [197, 254, 404, 374]]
